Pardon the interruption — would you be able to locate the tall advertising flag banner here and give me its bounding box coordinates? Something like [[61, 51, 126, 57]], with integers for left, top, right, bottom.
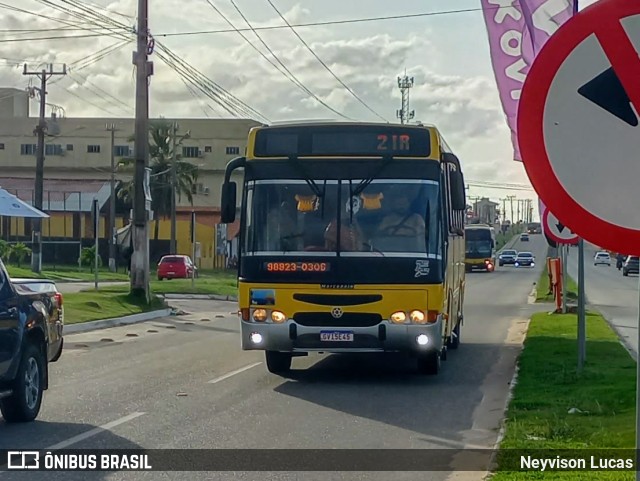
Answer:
[[480, 0, 576, 161]]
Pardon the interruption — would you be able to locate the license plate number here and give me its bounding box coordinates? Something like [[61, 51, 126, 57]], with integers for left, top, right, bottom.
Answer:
[[320, 331, 354, 342]]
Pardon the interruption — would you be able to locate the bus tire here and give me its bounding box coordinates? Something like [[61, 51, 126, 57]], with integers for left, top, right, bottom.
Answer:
[[417, 350, 439, 375], [449, 322, 461, 350], [265, 351, 292, 374]]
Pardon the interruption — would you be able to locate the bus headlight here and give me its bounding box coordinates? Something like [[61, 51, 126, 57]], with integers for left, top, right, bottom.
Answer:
[[250, 332, 263, 344], [271, 311, 287, 323], [253, 309, 267, 322], [390, 311, 406, 324], [409, 310, 427, 324]]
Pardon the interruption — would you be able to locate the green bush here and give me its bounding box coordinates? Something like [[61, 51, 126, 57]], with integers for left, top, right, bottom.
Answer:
[[79, 246, 103, 272]]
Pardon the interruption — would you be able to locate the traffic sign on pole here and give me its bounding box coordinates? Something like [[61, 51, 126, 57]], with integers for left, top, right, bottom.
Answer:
[[543, 208, 579, 245], [518, 0, 640, 255]]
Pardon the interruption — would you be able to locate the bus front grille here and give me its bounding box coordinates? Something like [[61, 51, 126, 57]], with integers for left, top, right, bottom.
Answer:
[[293, 312, 383, 327]]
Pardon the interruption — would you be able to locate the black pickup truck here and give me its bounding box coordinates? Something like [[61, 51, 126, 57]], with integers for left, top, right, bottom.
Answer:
[[0, 258, 64, 422]]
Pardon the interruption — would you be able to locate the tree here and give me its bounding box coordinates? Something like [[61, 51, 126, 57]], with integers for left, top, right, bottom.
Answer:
[[79, 246, 102, 272], [9, 243, 31, 268], [116, 119, 199, 240], [0, 240, 10, 260]]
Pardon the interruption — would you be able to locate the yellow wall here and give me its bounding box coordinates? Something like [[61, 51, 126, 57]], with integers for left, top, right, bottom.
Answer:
[[154, 218, 223, 270], [1, 214, 224, 269]]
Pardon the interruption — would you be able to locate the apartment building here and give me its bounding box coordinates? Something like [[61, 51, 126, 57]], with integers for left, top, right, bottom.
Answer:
[[0, 88, 261, 268]]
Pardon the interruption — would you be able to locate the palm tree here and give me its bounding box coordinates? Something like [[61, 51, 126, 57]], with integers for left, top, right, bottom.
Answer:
[[116, 119, 199, 240], [9, 243, 31, 268]]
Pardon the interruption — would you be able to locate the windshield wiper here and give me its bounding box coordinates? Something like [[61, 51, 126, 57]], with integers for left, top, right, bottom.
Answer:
[[352, 155, 394, 197], [287, 155, 323, 198]]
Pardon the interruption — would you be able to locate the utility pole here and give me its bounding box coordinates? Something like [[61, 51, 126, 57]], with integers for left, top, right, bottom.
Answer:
[[502, 198, 507, 223], [506, 195, 515, 224], [106, 123, 118, 272], [131, 0, 153, 300], [169, 122, 191, 254], [170, 122, 178, 254], [396, 72, 415, 124], [23, 63, 66, 273]]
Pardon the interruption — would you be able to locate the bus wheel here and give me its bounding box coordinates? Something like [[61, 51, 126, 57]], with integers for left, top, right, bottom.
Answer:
[[265, 351, 292, 374], [449, 322, 461, 350], [417, 350, 440, 375]]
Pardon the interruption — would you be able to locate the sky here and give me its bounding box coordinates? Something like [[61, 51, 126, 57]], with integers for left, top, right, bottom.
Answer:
[[0, 0, 601, 221]]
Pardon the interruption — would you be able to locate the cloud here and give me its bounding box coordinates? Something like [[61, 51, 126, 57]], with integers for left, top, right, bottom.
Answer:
[[0, 0, 535, 199]]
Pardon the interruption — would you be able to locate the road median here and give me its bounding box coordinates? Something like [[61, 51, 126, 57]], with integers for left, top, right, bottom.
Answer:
[[63, 289, 169, 327], [488, 311, 635, 480]]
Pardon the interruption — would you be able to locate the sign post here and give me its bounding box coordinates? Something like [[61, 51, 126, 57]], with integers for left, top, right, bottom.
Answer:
[[517, 1, 640, 475], [92, 198, 99, 290], [190, 211, 196, 289]]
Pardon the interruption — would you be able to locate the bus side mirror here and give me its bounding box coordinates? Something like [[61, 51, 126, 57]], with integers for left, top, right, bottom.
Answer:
[[221, 182, 237, 223], [450, 171, 466, 211]]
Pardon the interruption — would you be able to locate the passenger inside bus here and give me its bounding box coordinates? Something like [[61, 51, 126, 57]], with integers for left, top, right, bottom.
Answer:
[[371, 190, 426, 252], [324, 199, 364, 251]]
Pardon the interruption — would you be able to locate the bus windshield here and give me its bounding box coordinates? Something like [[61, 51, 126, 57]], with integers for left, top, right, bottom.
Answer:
[[465, 229, 494, 258], [243, 179, 441, 258]]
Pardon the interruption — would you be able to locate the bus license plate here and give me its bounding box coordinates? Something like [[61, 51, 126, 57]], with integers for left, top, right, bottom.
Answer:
[[320, 331, 354, 342]]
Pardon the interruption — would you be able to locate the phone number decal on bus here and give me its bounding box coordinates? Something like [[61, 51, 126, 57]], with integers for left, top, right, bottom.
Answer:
[[263, 262, 331, 272]]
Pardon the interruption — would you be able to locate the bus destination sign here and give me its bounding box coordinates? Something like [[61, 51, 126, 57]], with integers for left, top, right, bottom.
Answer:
[[253, 126, 432, 158]]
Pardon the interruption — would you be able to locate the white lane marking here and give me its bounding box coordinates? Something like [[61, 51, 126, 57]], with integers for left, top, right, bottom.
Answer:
[[208, 362, 262, 384], [46, 412, 146, 450]]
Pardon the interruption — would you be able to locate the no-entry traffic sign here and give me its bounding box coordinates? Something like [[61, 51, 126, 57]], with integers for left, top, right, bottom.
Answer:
[[518, 0, 640, 255], [543, 208, 579, 245]]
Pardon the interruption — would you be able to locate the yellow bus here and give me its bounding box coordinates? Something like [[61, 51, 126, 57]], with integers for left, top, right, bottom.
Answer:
[[220, 121, 467, 375], [464, 224, 496, 272]]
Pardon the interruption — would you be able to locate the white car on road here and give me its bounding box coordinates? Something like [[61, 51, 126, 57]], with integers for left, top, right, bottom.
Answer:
[[594, 251, 611, 266]]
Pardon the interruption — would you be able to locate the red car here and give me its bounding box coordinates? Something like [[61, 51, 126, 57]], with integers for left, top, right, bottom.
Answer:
[[157, 255, 197, 280]]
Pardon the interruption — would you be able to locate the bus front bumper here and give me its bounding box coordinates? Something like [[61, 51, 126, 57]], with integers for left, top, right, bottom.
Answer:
[[240, 318, 444, 354]]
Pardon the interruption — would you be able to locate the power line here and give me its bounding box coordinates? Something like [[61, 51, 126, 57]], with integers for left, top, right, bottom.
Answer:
[[0, 1, 126, 39], [225, 0, 351, 120], [158, 6, 503, 38], [68, 71, 133, 114], [155, 42, 270, 122], [264, 0, 387, 122], [202, 0, 329, 118], [0, 32, 109, 43]]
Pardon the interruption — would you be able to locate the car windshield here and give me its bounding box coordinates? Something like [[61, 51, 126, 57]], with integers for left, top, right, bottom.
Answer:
[[161, 257, 183, 263], [502, 250, 516, 256], [243, 179, 441, 257], [518, 253, 533, 258]]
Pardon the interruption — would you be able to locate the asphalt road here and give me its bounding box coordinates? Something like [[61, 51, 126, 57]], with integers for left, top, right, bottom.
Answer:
[[0, 235, 547, 481], [566, 243, 639, 356]]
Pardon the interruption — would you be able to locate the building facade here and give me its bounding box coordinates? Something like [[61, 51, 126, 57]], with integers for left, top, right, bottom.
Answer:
[[0, 92, 260, 269]]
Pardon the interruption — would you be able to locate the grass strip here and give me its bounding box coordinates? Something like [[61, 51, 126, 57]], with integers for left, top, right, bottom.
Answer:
[[489, 311, 635, 480], [536, 265, 578, 303], [63, 290, 166, 324]]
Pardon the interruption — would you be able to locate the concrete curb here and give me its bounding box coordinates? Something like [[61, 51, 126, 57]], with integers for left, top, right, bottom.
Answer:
[[162, 293, 238, 302], [64, 308, 173, 334]]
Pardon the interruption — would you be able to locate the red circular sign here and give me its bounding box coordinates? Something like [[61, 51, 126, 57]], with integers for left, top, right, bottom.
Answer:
[[542, 208, 578, 245], [518, 0, 640, 255]]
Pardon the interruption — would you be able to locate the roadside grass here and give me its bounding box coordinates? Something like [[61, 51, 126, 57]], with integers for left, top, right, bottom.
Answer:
[[536, 265, 578, 303], [63, 290, 166, 324], [488, 312, 635, 480], [88, 270, 238, 298], [61, 269, 237, 324], [6, 264, 130, 282]]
